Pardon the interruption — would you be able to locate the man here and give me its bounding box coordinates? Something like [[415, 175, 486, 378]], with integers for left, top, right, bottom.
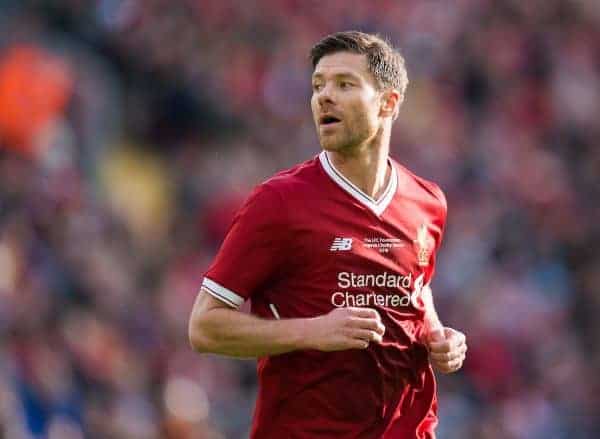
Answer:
[[189, 31, 467, 438]]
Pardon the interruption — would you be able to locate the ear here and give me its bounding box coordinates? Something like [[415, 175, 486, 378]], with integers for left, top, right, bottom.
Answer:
[[379, 89, 402, 120]]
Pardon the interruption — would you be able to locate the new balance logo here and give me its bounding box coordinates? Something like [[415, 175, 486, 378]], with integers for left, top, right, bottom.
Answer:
[[330, 237, 353, 251]]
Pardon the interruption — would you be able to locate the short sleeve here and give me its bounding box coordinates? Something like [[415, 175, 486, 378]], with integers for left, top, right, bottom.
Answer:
[[201, 184, 288, 308]]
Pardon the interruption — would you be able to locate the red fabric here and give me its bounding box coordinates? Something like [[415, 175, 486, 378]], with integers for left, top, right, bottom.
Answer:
[[204, 154, 447, 438]]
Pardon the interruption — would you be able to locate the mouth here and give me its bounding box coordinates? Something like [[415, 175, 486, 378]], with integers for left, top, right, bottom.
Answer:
[[319, 115, 342, 126]]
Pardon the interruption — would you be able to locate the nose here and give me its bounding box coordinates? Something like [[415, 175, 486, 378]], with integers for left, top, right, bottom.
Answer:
[[316, 83, 335, 107]]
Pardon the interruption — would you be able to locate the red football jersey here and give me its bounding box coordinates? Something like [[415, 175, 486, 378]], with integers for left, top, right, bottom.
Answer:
[[202, 151, 447, 438]]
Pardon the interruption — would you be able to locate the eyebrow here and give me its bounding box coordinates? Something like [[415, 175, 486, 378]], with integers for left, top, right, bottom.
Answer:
[[312, 72, 361, 81]]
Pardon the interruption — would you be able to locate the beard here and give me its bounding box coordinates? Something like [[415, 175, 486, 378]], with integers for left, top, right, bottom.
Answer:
[[318, 117, 376, 154]]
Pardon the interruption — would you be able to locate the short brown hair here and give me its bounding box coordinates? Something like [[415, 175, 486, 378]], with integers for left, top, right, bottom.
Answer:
[[310, 31, 408, 95]]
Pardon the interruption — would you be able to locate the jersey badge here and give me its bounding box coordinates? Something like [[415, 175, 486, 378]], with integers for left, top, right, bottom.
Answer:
[[414, 223, 433, 266]]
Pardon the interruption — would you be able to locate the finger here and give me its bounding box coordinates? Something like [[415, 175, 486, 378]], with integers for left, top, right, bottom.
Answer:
[[437, 354, 465, 370], [350, 317, 386, 335], [445, 336, 464, 352], [349, 329, 383, 344], [348, 339, 370, 350], [348, 307, 381, 321], [429, 346, 465, 363], [446, 357, 464, 371], [428, 329, 445, 343], [435, 358, 463, 374], [443, 343, 467, 359], [430, 334, 466, 353], [428, 339, 452, 353], [444, 328, 466, 346], [429, 344, 467, 361]]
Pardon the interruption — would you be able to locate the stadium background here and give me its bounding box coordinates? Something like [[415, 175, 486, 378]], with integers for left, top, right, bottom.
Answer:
[[0, 1, 599, 438]]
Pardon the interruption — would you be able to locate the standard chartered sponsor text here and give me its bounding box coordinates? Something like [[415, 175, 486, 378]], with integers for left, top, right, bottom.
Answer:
[[331, 291, 415, 307], [332, 271, 421, 308], [337, 271, 412, 289]]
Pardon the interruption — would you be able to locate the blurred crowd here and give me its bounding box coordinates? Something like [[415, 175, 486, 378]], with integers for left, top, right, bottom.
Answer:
[[1, 0, 599, 438]]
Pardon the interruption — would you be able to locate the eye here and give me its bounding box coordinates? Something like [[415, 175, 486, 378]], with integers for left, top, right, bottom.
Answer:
[[339, 81, 354, 89], [312, 82, 323, 92]]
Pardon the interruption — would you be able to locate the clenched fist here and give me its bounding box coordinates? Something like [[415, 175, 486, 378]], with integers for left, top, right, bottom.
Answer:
[[427, 327, 467, 374], [309, 307, 386, 351]]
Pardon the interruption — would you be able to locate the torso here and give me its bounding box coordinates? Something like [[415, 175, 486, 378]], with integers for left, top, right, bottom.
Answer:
[[249, 152, 446, 438]]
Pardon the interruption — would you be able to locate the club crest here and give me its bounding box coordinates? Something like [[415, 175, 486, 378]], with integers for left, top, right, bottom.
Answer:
[[413, 222, 433, 267]]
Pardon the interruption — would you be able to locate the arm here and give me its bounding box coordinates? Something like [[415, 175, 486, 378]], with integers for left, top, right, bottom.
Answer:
[[420, 187, 468, 373], [188, 289, 386, 358], [421, 285, 468, 374], [421, 284, 443, 333]]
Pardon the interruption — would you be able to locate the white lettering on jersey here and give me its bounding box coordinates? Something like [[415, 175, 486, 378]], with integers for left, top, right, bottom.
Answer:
[[331, 271, 428, 309]]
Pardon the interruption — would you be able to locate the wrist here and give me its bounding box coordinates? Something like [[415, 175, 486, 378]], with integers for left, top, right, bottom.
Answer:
[[424, 314, 443, 333], [294, 317, 321, 351]]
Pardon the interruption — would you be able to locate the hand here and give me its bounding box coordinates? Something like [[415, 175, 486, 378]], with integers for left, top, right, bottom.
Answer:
[[309, 307, 386, 352], [427, 327, 467, 374]]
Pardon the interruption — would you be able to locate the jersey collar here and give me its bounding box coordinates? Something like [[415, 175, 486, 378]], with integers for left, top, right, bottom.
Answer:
[[319, 151, 397, 216]]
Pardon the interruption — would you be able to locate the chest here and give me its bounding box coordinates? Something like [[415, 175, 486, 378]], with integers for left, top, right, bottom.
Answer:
[[293, 199, 441, 280], [256, 192, 443, 319]]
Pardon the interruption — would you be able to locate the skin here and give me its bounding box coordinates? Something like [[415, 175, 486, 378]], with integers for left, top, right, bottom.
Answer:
[[311, 52, 398, 200], [311, 52, 466, 373], [189, 51, 467, 374]]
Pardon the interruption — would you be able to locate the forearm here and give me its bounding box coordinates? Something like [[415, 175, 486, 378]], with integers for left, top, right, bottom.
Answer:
[[422, 285, 442, 331], [189, 305, 314, 358]]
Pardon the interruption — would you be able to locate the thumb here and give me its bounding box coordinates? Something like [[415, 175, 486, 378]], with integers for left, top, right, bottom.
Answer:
[[444, 327, 455, 339], [428, 328, 446, 343]]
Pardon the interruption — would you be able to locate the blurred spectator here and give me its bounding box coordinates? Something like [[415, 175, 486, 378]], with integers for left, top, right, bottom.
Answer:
[[0, 1, 599, 437], [0, 45, 73, 157]]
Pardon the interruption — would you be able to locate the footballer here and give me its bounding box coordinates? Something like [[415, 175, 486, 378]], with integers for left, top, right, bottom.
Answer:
[[189, 31, 467, 438]]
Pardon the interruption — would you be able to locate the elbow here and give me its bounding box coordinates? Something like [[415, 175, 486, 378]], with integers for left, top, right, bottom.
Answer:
[[188, 290, 230, 354], [188, 328, 208, 353], [188, 314, 215, 353]]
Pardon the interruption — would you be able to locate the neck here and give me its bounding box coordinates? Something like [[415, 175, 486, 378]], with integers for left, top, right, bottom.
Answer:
[[326, 126, 392, 200]]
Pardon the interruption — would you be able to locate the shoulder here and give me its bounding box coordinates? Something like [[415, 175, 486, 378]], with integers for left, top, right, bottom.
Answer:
[[240, 155, 320, 216], [418, 177, 447, 213], [257, 155, 321, 199], [393, 159, 447, 214]]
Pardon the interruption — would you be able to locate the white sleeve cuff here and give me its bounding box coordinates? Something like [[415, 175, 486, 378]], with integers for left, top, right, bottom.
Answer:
[[201, 277, 245, 309]]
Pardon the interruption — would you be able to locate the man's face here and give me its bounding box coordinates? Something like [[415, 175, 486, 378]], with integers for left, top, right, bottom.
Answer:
[[311, 52, 382, 153]]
